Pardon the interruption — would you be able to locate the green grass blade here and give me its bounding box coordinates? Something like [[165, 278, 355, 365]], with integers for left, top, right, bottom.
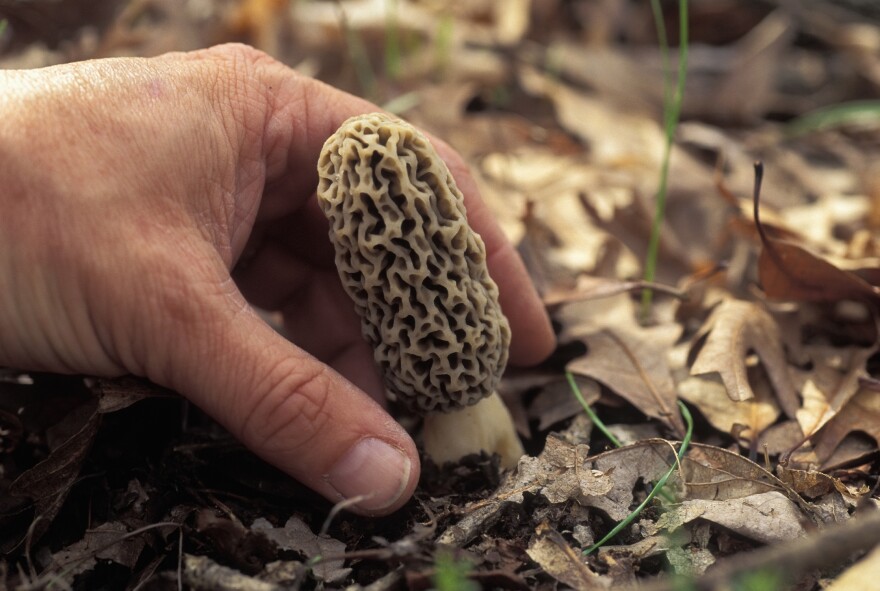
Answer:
[[434, 11, 454, 77], [566, 371, 623, 448], [384, 0, 401, 80], [640, 0, 689, 321], [584, 401, 693, 554], [785, 100, 880, 136], [336, 1, 377, 101]]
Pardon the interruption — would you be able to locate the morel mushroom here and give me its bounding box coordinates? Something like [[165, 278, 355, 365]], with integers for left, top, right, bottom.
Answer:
[[316, 113, 524, 469]]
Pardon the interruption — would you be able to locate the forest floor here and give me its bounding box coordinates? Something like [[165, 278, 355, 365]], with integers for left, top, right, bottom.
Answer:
[[2, 1, 880, 589]]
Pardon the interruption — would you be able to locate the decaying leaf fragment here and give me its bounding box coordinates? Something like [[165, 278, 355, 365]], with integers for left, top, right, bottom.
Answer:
[[252, 517, 349, 584], [436, 434, 615, 548], [690, 298, 799, 417], [538, 436, 613, 504], [526, 522, 605, 590], [49, 521, 147, 583]]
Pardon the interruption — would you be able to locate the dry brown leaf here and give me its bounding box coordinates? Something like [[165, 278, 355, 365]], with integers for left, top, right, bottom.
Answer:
[[690, 298, 799, 417], [518, 373, 600, 433], [757, 420, 811, 459], [4, 397, 100, 553], [759, 239, 880, 304], [93, 376, 175, 413], [560, 295, 685, 435], [752, 163, 880, 305], [775, 466, 864, 502], [572, 440, 682, 522], [794, 345, 875, 440], [786, 193, 873, 259], [680, 444, 821, 524], [577, 439, 819, 522], [518, 65, 665, 172], [813, 385, 880, 467], [678, 374, 781, 447], [653, 491, 807, 544], [543, 275, 683, 307], [436, 434, 608, 547]]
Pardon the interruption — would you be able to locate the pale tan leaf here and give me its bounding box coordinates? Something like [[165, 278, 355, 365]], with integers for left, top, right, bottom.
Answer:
[[655, 492, 807, 545], [679, 374, 781, 446], [690, 298, 799, 416], [827, 545, 880, 591], [794, 345, 874, 439]]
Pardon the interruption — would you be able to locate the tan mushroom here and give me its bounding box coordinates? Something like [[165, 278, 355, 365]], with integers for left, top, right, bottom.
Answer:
[[316, 113, 524, 469]]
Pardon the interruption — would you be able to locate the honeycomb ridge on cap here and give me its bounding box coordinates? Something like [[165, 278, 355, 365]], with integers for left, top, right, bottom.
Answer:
[[316, 113, 510, 414]]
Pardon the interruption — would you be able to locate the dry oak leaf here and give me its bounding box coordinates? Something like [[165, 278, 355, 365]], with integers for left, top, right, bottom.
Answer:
[[653, 491, 807, 545], [811, 385, 880, 468], [793, 345, 875, 441], [678, 374, 781, 446], [753, 173, 880, 306], [560, 295, 685, 435], [679, 444, 822, 525], [4, 396, 100, 553], [690, 298, 799, 417]]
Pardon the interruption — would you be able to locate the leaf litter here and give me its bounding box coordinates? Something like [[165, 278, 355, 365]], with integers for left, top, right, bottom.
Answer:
[[3, 0, 880, 589]]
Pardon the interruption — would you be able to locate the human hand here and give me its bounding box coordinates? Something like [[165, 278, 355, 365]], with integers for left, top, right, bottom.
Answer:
[[0, 44, 555, 514]]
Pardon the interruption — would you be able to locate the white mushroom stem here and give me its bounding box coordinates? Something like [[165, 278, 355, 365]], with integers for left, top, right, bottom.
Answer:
[[422, 392, 524, 469]]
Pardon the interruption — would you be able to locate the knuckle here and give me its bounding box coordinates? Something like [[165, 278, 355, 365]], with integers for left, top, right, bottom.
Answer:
[[205, 42, 277, 68], [237, 362, 334, 455]]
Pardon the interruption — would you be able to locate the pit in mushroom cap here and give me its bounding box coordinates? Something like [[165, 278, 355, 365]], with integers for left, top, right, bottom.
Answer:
[[315, 113, 512, 415]]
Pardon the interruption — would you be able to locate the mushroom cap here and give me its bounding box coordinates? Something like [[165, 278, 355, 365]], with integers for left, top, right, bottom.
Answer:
[[316, 113, 510, 414]]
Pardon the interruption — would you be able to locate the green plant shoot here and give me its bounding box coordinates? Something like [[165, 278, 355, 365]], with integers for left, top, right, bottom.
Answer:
[[640, 0, 689, 320]]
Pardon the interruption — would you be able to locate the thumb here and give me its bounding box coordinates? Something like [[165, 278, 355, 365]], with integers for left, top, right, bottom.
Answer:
[[153, 269, 419, 515]]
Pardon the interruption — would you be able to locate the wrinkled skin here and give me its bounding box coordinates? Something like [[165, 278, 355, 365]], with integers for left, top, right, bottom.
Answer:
[[0, 44, 555, 514]]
